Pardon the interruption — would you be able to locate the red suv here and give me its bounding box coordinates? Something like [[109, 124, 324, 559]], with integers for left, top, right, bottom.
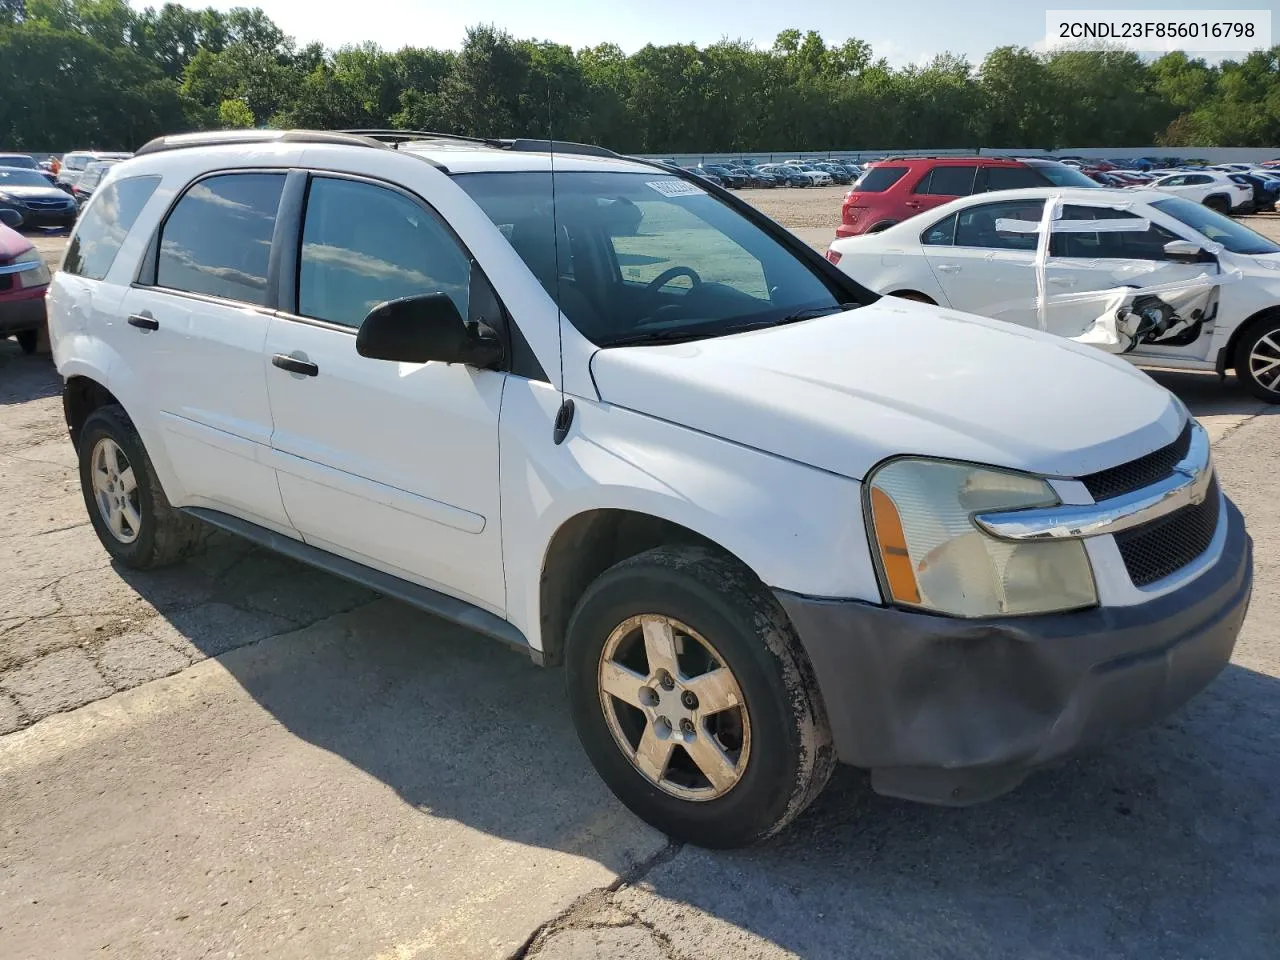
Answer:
[[0, 220, 50, 354], [835, 156, 1099, 238]]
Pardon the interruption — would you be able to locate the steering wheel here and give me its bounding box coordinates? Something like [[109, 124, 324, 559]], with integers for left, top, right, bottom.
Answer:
[[645, 266, 702, 293]]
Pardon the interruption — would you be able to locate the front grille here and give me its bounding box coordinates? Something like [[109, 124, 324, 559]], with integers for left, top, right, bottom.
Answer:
[[25, 198, 70, 209], [1081, 422, 1192, 501], [1115, 475, 1220, 587]]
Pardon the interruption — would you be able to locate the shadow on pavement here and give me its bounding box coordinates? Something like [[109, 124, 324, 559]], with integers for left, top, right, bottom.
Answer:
[[0, 343, 60, 405]]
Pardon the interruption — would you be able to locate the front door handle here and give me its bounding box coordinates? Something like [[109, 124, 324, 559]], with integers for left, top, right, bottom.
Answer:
[[127, 314, 159, 331], [1047, 276, 1077, 287], [272, 353, 319, 377], [935, 263, 961, 274]]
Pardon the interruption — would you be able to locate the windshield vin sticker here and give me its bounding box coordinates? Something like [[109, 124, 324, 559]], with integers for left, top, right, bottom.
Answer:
[[646, 179, 706, 198]]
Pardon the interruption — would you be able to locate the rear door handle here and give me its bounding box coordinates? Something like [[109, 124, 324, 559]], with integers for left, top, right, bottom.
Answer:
[[127, 314, 159, 331], [935, 264, 961, 274], [272, 353, 319, 377]]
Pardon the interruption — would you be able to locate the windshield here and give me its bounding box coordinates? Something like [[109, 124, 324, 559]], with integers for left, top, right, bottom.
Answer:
[[454, 170, 856, 347], [0, 156, 37, 170], [0, 169, 53, 188], [1028, 162, 1101, 188], [1151, 196, 1280, 255]]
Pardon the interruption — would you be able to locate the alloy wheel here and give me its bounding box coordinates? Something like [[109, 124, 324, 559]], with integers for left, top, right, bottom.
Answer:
[[90, 437, 141, 544], [597, 614, 751, 801], [1247, 329, 1280, 393]]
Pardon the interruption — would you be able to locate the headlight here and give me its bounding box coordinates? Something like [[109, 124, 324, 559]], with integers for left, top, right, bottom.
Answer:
[[11, 258, 51, 287], [866, 458, 1097, 617]]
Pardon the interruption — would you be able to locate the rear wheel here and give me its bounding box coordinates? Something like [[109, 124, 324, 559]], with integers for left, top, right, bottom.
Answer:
[[1234, 315, 1280, 402], [565, 545, 834, 848], [78, 405, 206, 568], [1204, 194, 1230, 215]]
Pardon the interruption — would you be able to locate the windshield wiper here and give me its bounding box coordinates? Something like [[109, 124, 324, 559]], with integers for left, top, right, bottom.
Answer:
[[603, 328, 721, 347], [774, 303, 860, 325]]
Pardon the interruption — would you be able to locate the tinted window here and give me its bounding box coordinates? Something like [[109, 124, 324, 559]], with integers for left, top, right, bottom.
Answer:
[[0, 155, 37, 169], [980, 166, 1048, 191], [954, 199, 1044, 250], [298, 176, 471, 328], [1184, 174, 1211, 185], [1049, 205, 1178, 260], [915, 166, 978, 196], [1151, 196, 1280, 255], [921, 213, 958, 246], [854, 166, 908, 192], [1026, 162, 1102, 188], [156, 173, 284, 306], [63, 175, 161, 281]]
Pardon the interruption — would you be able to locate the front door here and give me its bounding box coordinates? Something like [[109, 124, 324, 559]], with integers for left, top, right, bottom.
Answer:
[[1040, 203, 1215, 359], [263, 173, 507, 613]]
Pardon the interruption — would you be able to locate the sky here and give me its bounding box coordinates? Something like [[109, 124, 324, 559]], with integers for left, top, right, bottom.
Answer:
[[143, 0, 1275, 65]]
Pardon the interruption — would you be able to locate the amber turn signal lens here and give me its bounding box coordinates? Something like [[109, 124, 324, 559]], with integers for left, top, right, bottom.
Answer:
[[869, 487, 921, 604]]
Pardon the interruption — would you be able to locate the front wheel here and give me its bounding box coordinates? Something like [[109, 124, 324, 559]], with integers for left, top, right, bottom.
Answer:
[[565, 546, 835, 848], [1234, 315, 1280, 402]]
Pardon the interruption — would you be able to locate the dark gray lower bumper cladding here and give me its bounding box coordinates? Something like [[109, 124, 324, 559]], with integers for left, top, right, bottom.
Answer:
[[776, 498, 1252, 805]]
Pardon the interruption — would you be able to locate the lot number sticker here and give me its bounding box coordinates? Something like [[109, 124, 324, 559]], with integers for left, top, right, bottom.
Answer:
[[646, 179, 705, 198]]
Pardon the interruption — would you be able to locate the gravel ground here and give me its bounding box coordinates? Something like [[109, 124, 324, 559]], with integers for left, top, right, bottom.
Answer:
[[2, 209, 1278, 960]]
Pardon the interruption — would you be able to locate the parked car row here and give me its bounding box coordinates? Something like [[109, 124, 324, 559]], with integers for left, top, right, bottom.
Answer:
[[679, 158, 861, 189], [0, 151, 132, 230]]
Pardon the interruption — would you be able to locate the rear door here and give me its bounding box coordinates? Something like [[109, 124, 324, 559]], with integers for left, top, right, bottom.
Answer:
[[262, 172, 508, 612], [921, 197, 1044, 325], [904, 164, 979, 219], [118, 170, 293, 531]]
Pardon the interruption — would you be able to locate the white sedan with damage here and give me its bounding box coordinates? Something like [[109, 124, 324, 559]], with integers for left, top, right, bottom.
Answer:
[[827, 187, 1280, 400]]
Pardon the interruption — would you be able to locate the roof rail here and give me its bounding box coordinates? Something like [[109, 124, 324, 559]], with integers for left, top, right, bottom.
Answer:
[[135, 129, 388, 157], [338, 129, 504, 148], [500, 138, 619, 159]]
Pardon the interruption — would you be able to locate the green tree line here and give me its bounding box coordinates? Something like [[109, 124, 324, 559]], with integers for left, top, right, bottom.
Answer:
[[2, 0, 1278, 152]]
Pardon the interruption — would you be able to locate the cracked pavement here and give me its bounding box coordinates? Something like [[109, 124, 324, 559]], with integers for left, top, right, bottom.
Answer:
[[3, 222, 1280, 959]]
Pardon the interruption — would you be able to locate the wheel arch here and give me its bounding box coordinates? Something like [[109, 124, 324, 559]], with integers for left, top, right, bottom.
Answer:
[[538, 509, 734, 667], [887, 289, 937, 304], [1222, 305, 1280, 372]]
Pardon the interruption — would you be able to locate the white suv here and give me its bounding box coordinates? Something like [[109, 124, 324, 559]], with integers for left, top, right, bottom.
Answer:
[[1148, 170, 1253, 213], [48, 130, 1252, 848]]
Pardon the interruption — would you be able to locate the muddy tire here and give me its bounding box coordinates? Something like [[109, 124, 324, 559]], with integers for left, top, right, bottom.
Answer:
[[565, 545, 835, 848], [78, 405, 206, 569]]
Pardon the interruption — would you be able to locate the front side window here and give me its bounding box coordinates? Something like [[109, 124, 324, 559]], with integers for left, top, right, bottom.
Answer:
[[915, 166, 978, 197], [297, 176, 471, 328], [953, 199, 1044, 250], [980, 166, 1048, 192], [63, 175, 161, 281], [155, 173, 284, 306], [1049, 205, 1178, 260], [455, 170, 857, 347]]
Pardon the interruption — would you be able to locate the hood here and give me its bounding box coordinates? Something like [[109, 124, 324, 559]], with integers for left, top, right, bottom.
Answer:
[[0, 185, 72, 202], [590, 299, 1183, 481], [0, 222, 34, 261]]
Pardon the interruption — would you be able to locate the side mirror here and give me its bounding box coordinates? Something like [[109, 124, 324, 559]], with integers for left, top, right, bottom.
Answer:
[[0, 208, 22, 228], [356, 293, 504, 368], [1163, 239, 1215, 264]]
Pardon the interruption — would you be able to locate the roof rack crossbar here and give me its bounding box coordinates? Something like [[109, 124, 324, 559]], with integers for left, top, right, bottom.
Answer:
[[135, 129, 391, 157]]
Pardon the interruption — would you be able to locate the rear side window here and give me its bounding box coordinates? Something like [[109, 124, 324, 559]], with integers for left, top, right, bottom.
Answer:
[[63, 175, 161, 281], [980, 166, 1049, 191], [954, 199, 1044, 250], [921, 213, 958, 246], [156, 173, 285, 306], [854, 166, 908, 192], [297, 176, 472, 327], [915, 166, 978, 197]]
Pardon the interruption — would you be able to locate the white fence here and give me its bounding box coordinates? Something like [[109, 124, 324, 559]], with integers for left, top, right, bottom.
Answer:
[[638, 146, 1280, 166]]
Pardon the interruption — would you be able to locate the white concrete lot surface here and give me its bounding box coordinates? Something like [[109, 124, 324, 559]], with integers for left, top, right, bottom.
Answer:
[[2, 205, 1278, 960]]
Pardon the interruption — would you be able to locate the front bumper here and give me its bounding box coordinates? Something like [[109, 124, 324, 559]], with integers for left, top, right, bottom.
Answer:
[[777, 497, 1252, 805]]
